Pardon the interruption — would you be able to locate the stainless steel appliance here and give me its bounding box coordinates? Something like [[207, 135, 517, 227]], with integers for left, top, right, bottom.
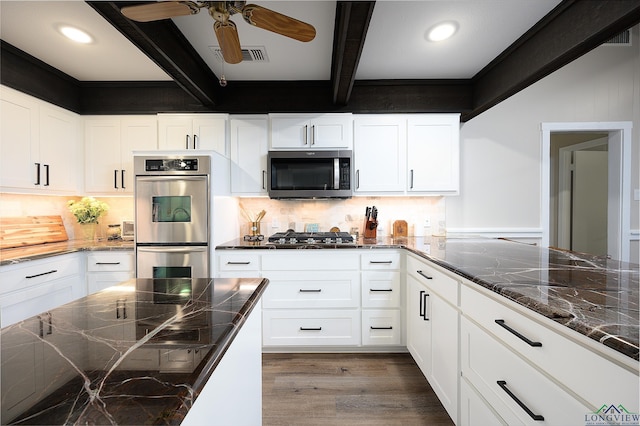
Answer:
[[268, 231, 355, 245], [267, 150, 352, 199], [134, 154, 212, 279]]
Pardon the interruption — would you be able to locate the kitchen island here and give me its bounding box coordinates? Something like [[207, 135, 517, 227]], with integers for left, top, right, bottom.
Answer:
[[0, 276, 268, 425]]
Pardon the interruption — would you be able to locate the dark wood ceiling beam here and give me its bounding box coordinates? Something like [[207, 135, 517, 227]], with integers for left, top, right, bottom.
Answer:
[[466, 0, 640, 121], [85, 1, 222, 107], [331, 1, 376, 105]]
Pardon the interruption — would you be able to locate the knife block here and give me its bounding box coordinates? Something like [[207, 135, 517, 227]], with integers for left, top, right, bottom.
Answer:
[[363, 219, 378, 239]]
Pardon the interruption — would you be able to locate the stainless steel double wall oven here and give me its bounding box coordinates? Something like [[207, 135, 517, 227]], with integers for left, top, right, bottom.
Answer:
[[134, 155, 211, 279]]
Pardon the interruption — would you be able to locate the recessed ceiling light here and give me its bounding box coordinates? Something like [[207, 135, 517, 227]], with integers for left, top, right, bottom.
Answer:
[[426, 21, 458, 42], [58, 25, 93, 44]]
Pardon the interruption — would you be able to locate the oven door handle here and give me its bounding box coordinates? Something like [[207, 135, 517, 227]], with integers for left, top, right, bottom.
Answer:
[[137, 246, 208, 253]]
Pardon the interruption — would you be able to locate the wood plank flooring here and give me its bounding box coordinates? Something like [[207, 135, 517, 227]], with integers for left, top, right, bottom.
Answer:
[[263, 353, 454, 426]]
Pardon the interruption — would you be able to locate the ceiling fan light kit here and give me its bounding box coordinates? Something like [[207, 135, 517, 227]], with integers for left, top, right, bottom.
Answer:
[[121, 1, 316, 66]]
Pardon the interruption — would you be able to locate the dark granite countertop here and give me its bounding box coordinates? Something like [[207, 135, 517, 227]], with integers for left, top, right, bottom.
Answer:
[[0, 277, 268, 425], [0, 240, 134, 266], [217, 236, 640, 362]]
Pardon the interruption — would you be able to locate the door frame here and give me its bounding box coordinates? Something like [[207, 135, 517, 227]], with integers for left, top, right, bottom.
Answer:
[[541, 122, 632, 262]]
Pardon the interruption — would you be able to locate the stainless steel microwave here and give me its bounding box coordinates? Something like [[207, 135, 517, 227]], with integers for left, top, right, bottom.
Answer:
[[267, 150, 353, 199]]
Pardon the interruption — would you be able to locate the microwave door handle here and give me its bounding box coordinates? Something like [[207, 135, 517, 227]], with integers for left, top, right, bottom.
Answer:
[[334, 158, 340, 189]]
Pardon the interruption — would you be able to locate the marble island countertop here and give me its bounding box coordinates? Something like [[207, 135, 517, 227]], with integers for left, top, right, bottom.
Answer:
[[0, 277, 268, 425], [218, 236, 640, 362]]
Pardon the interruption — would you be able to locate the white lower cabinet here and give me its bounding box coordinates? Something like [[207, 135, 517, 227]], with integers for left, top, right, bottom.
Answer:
[[461, 316, 589, 425], [406, 254, 459, 423], [0, 253, 85, 327], [460, 376, 507, 426], [86, 251, 134, 294]]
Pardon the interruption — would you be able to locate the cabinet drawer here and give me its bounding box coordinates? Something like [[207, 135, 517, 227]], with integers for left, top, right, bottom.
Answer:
[[361, 252, 402, 270], [86, 252, 133, 272], [262, 309, 360, 346], [262, 252, 359, 271], [362, 309, 401, 346], [407, 254, 458, 305], [361, 271, 401, 308], [1, 254, 81, 295], [461, 284, 639, 411], [262, 271, 359, 308], [461, 317, 589, 425], [217, 253, 261, 271]]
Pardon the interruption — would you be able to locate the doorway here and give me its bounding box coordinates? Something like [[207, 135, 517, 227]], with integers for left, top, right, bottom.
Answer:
[[554, 134, 608, 255], [542, 122, 632, 262]]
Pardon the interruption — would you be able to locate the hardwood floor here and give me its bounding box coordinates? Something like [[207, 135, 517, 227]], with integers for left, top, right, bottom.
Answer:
[[262, 353, 454, 426]]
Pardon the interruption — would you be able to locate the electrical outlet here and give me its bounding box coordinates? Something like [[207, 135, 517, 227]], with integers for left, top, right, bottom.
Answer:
[[271, 218, 280, 229], [424, 217, 431, 228]]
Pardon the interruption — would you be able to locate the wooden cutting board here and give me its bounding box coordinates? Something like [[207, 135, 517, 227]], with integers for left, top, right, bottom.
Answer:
[[393, 220, 408, 237], [0, 215, 68, 249]]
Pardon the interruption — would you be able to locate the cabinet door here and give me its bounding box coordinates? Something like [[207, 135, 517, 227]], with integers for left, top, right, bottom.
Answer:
[[157, 114, 193, 150], [0, 87, 39, 190], [230, 116, 268, 195], [84, 119, 123, 193], [193, 115, 227, 154], [353, 116, 406, 192], [407, 115, 459, 193], [270, 116, 310, 148], [309, 115, 352, 148], [39, 104, 80, 193], [120, 117, 158, 192], [406, 274, 432, 374]]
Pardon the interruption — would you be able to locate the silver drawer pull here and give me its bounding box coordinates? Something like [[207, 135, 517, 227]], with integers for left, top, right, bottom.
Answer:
[[96, 262, 121, 265], [370, 326, 393, 330], [370, 289, 393, 292], [299, 289, 322, 293], [370, 260, 393, 264], [227, 261, 251, 265], [495, 319, 542, 347], [417, 270, 433, 280], [497, 380, 544, 421], [300, 327, 322, 331], [26, 269, 57, 279]]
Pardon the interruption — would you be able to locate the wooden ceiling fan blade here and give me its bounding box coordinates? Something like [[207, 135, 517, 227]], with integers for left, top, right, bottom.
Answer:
[[242, 4, 316, 42], [121, 2, 198, 22], [214, 21, 243, 64]]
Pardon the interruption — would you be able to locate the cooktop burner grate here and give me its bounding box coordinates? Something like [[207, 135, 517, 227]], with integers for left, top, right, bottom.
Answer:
[[268, 231, 354, 244]]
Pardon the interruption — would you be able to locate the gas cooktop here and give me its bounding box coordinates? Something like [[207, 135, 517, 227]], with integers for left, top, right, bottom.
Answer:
[[268, 231, 355, 245]]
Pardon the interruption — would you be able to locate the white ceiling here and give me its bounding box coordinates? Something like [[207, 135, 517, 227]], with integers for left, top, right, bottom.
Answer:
[[0, 0, 562, 83]]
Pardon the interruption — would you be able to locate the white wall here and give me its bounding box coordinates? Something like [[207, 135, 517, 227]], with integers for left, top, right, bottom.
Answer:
[[447, 24, 640, 262]]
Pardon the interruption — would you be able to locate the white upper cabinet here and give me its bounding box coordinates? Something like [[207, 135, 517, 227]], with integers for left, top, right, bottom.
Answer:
[[230, 115, 269, 195], [269, 113, 353, 149], [157, 113, 228, 154], [353, 113, 460, 195], [0, 86, 80, 194], [84, 116, 158, 194], [407, 115, 459, 193], [353, 115, 407, 193]]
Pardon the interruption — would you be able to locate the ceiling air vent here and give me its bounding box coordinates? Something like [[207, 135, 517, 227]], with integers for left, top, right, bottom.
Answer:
[[210, 46, 270, 62], [603, 29, 631, 46]]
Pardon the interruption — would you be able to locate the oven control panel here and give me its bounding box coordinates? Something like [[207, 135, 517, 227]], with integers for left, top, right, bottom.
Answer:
[[145, 158, 198, 172]]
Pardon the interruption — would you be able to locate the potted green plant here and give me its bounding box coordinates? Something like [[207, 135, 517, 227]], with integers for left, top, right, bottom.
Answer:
[[67, 197, 109, 240]]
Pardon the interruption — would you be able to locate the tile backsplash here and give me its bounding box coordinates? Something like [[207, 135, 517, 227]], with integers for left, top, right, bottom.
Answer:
[[0, 193, 134, 240], [237, 196, 446, 238], [0, 193, 445, 241]]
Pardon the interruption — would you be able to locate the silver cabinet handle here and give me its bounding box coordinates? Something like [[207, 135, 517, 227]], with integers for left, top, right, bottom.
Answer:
[[95, 262, 121, 265], [311, 124, 315, 145], [227, 261, 251, 265], [185, 134, 190, 149], [410, 169, 414, 189], [299, 289, 322, 293], [303, 125, 308, 145], [370, 260, 393, 264], [262, 170, 267, 190], [193, 134, 198, 149]]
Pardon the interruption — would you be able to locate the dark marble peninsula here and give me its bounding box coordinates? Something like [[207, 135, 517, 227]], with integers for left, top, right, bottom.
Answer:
[[0, 277, 268, 425], [218, 236, 640, 362]]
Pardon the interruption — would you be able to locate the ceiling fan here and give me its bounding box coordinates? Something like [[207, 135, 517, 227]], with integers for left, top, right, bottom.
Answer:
[[120, 1, 316, 64]]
